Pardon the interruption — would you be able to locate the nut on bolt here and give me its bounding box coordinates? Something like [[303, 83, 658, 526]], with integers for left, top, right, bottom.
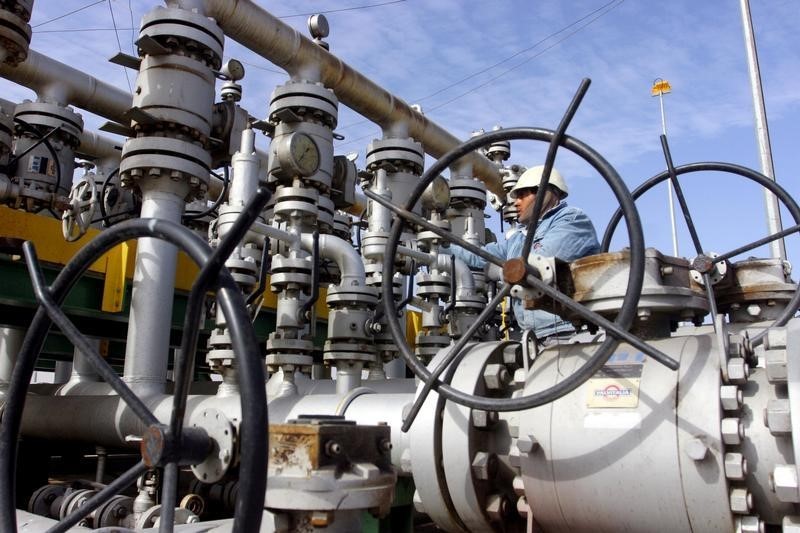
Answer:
[[471, 451, 498, 480], [727, 358, 750, 384], [772, 464, 800, 503], [721, 418, 744, 445], [765, 348, 788, 384], [725, 453, 748, 481], [730, 487, 753, 514], [503, 344, 522, 368], [483, 363, 511, 390], [471, 409, 498, 428], [684, 437, 708, 461], [324, 440, 342, 457], [516, 435, 539, 454], [720, 385, 743, 411], [485, 493, 510, 522], [764, 399, 791, 436], [513, 475, 525, 497], [736, 515, 765, 533]]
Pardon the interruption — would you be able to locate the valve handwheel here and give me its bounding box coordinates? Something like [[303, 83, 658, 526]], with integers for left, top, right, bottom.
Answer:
[[62, 178, 98, 242], [371, 126, 679, 430], [602, 149, 800, 347]]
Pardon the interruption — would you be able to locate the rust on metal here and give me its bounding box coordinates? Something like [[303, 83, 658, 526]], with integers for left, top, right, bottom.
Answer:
[[503, 257, 528, 285]]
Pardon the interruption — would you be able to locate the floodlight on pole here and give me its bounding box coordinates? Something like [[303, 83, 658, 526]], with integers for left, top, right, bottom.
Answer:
[[651, 78, 680, 257]]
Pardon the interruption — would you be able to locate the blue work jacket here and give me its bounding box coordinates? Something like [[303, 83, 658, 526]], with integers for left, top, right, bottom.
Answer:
[[450, 201, 600, 339]]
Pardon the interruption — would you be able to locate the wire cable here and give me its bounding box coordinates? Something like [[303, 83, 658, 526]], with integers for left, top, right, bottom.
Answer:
[[277, 0, 406, 19], [107, 0, 133, 94], [32, 0, 105, 28]]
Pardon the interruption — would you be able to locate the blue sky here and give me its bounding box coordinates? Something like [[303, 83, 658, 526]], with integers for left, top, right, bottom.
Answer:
[[6, 0, 799, 271]]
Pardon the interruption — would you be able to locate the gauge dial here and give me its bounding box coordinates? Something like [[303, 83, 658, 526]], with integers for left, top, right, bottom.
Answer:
[[276, 132, 321, 178]]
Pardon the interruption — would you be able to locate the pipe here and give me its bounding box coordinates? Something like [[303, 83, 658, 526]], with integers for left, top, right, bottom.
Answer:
[[738, 0, 786, 260], [170, 0, 504, 196], [300, 232, 366, 285], [0, 49, 131, 124], [397, 245, 435, 266], [437, 254, 475, 293], [122, 186, 187, 396], [76, 130, 123, 162], [0, 327, 23, 385]]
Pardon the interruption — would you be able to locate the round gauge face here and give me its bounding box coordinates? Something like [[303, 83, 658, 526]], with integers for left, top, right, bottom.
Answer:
[[285, 132, 320, 177], [421, 175, 451, 212]]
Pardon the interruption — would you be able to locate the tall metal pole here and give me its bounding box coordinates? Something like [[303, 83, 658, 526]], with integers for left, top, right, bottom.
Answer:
[[738, 0, 786, 260], [652, 79, 679, 257]]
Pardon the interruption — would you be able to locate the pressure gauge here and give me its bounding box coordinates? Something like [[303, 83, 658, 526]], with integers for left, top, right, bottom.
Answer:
[[275, 132, 321, 177], [421, 175, 451, 212]]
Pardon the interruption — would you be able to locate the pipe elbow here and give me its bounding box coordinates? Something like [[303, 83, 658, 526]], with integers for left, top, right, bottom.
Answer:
[[437, 254, 475, 292], [300, 233, 366, 284]]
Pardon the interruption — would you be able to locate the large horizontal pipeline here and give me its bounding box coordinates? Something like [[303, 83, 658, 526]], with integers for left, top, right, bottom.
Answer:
[[0, 50, 131, 125], [171, 0, 505, 196]]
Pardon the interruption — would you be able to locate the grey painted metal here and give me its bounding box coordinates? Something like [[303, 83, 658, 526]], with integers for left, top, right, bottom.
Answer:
[[408, 342, 467, 532], [441, 342, 506, 531], [76, 130, 123, 163], [0, 49, 131, 123], [518, 335, 733, 532], [300, 232, 365, 285], [738, 0, 786, 261], [20, 392, 243, 447], [169, 0, 504, 196], [121, 185, 187, 397], [786, 321, 800, 504], [0, 327, 23, 385]]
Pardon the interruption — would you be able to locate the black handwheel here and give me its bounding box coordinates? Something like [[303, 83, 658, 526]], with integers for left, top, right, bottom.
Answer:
[[0, 196, 269, 533], [601, 160, 800, 346], [379, 126, 660, 418]]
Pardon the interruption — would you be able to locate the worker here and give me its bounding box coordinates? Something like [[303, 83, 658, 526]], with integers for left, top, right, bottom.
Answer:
[[449, 165, 600, 346]]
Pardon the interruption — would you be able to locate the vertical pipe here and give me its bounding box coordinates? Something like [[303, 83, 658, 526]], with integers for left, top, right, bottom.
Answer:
[[738, 0, 786, 260], [53, 361, 72, 384], [0, 327, 24, 385], [122, 188, 186, 396]]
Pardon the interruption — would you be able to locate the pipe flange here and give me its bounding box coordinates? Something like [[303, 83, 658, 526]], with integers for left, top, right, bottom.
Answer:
[[317, 195, 335, 232], [28, 484, 66, 518], [449, 177, 487, 208], [94, 494, 133, 528], [269, 82, 338, 129], [716, 258, 797, 321], [486, 140, 511, 161], [58, 489, 95, 522], [366, 138, 424, 175], [14, 101, 84, 144], [119, 136, 210, 198], [326, 284, 379, 306], [190, 408, 235, 484], [0, 9, 30, 66], [2, 0, 33, 21], [416, 273, 451, 298], [139, 6, 224, 69], [415, 334, 451, 359], [323, 343, 377, 363], [265, 349, 314, 371]]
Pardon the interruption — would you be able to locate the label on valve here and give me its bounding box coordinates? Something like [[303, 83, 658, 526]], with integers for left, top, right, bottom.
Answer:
[[585, 351, 644, 409]]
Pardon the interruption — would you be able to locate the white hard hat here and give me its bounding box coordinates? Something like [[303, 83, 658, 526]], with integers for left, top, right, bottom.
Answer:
[[508, 165, 568, 199]]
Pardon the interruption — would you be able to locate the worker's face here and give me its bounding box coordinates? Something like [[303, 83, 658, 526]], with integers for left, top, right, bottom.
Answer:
[[514, 187, 538, 224], [515, 187, 557, 225]]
